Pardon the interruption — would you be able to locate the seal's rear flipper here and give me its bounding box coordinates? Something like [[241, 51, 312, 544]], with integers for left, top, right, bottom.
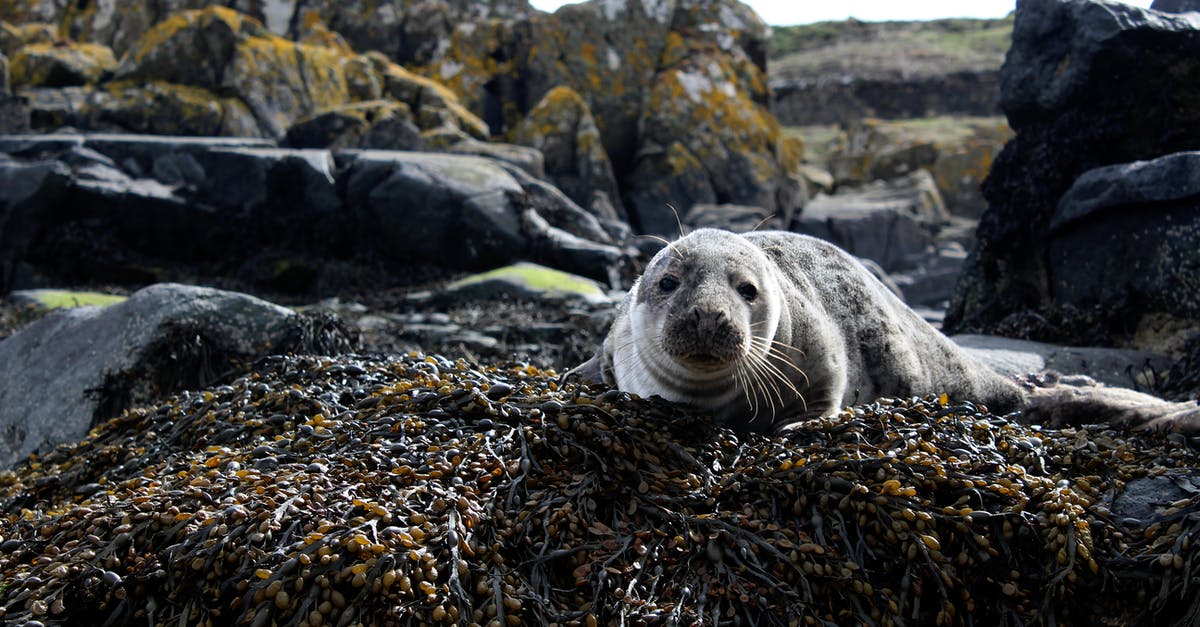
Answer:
[[1020, 373, 1200, 434]]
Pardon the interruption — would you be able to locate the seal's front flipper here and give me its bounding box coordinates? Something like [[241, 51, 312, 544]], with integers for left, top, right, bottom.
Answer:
[[565, 350, 614, 386], [1021, 373, 1200, 434]]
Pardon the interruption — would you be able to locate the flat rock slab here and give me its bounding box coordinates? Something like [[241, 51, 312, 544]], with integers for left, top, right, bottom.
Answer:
[[952, 333, 1172, 390]]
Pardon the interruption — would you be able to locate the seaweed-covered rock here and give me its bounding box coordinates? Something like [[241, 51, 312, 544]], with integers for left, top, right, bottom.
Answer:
[[511, 85, 624, 220], [0, 283, 358, 469], [1, 352, 1197, 625], [9, 41, 117, 87], [946, 0, 1200, 348]]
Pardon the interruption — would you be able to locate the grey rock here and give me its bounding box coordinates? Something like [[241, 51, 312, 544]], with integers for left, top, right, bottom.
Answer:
[[1001, 0, 1200, 126], [0, 156, 70, 292], [792, 169, 947, 272], [345, 150, 628, 283], [445, 138, 545, 179], [1151, 0, 1200, 12], [890, 241, 969, 307], [1111, 471, 1200, 523], [1052, 151, 1200, 230], [683, 203, 783, 232], [952, 334, 1173, 390], [0, 283, 303, 468], [945, 0, 1200, 348]]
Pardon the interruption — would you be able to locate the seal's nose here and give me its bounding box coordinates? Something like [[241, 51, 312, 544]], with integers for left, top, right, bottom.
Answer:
[[692, 307, 726, 335]]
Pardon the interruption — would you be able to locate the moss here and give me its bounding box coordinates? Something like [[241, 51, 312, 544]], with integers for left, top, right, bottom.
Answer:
[[447, 263, 605, 299], [21, 290, 126, 310]]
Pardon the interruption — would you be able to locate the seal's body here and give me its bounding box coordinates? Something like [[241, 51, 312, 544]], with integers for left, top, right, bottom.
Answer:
[[574, 229, 1198, 433]]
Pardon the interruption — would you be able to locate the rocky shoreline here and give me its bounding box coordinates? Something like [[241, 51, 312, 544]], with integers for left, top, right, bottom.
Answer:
[[1, 0, 1200, 624]]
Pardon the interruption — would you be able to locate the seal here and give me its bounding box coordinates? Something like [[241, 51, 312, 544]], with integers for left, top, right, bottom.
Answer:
[[572, 228, 1200, 433]]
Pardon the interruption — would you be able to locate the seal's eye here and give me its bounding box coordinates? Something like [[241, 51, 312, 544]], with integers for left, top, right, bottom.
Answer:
[[659, 276, 679, 293], [738, 283, 758, 302]]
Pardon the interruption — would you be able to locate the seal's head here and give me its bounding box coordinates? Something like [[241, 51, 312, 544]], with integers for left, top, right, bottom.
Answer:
[[611, 229, 795, 425]]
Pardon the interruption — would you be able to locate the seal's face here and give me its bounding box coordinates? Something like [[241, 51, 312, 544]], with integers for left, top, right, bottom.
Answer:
[[615, 229, 785, 414]]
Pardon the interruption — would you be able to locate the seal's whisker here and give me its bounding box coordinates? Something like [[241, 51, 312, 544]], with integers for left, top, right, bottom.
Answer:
[[636, 233, 686, 262], [749, 338, 806, 400], [743, 350, 786, 413], [665, 203, 689, 240], [750, 213, 777, 232]]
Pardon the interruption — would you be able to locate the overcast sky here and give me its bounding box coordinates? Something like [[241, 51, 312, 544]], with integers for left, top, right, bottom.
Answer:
[[526, 0, 1156, 26]]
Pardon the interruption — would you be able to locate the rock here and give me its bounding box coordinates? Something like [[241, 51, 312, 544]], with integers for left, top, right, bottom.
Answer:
[[682, 203, 781, 232], [0, 21, 56, 56], [792, 169, 948, 272], [344, 150, 628, 283], [952, 334, 1173, 391], [9, 41, 117, 87], [624, 33, 803, 234], [22, 81, 264, 137], [1042, 153, 1200, 353], [772, 71, 1002, 127], [444, 137, 545, 179], [0, 282, 357, 468], [946, 0, 1200, 347], [368, 52, 489, 142], [0, 155, 69, 293], [0, 94, 29, 133], [767, 18, 1009, 126], [511, 85, 624, 220], [824, 117, 1010, 218], [283, 100, 423, 151], [889, 240, 970, 307], [436, 262, 611, 304], [0, 133, 632, 293], [1151, 0, 1200, 11], [10, 9, 488, 142], [0, 51, 9, 94], [115, 6, 350, 138]]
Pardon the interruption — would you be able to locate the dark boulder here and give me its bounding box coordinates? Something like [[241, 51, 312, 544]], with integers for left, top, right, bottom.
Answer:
[[946, 0, 1200, 352], [1150, 0, 1200, 12], [0, 133, 631, 294], [0, 282, 358, 468]]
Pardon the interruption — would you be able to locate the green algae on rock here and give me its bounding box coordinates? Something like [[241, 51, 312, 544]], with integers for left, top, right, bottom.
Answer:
[[1, 353, 1197, 625]]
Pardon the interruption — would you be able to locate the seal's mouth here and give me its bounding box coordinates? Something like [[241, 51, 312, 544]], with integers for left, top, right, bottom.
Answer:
[[681, 352, 731, 370]]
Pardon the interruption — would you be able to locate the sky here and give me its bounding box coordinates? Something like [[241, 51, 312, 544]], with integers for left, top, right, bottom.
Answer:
[[526, 0, 1156, 26]]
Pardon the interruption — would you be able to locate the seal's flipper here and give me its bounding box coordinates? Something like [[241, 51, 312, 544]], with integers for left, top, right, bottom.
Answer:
[[565, 350, 613, 386], [1021, 373, 1200, 434]]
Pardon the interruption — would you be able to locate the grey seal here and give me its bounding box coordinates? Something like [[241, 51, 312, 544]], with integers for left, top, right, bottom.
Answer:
[[572, 228, 1200, 434]]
